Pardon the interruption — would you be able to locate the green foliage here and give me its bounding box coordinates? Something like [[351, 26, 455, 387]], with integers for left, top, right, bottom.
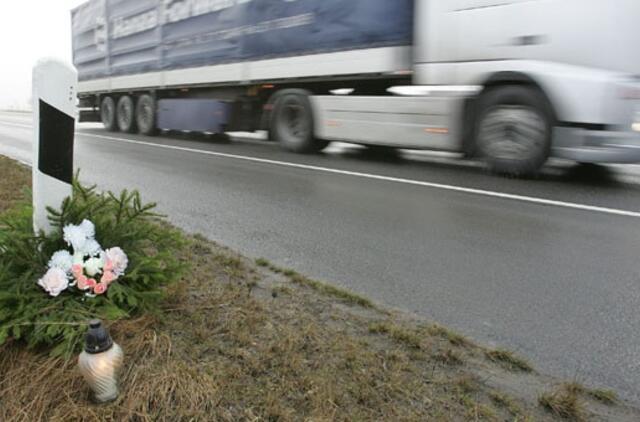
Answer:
[[0, 179, 185, 356]]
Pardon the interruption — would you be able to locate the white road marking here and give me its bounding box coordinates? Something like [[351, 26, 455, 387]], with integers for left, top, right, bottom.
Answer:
[[2, 119, 640, 219]]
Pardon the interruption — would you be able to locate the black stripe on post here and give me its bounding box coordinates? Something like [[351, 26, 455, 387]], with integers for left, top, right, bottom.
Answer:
[[39, 100, 75, 184]]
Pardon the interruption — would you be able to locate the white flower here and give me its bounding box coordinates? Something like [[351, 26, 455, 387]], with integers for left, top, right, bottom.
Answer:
[[48, 250, 73, 274], [105, 247, 128, 276], [63, 224, 88, 253], [38, 267, 69, 297], [79, 219, 95, 239], [63, 220, 100, 256], [84, 256, 104, 277], [82, 239, 102, 257], [73, 252, 85, 265]]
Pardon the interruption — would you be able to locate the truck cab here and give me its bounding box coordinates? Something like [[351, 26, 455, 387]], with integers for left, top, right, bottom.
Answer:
[[317, 0, 640, 174]]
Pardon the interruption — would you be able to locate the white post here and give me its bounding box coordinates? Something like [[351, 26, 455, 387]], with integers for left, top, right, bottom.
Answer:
[[32, 59, 77, 235]]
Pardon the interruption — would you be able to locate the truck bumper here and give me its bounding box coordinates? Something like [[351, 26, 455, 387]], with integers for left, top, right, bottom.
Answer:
[[551, 126, 640, 164]]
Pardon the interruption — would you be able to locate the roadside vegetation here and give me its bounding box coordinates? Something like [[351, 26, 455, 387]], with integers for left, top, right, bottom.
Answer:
[[484, 348, 533, 373], [0, 155, 637, 421], [538, 383, 619, 421]]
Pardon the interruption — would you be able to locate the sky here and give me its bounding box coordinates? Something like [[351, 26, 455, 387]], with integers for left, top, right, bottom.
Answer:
[[0, 0, 86, 110]]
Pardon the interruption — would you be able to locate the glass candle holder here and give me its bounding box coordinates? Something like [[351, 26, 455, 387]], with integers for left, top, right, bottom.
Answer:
[[78, 319, 124, 403]]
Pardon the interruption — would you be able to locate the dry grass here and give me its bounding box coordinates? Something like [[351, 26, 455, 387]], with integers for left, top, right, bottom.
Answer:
[[289, 273, 375, 308], [563, 382, 618, 405], [255, 257, 270, 267], [450, 376, 499, 421], [539, 384, 587, 421], [0, 155, 30, 212], [266, 264, 376, 309], [489, 391, 523, 417], [0, 316, 218, 421], [454, 374, 480, 394], [433, 348, 463, 366], [368, 321, 423, 350], [588, 389, 618, 405], [428, 324, 472, 347], [484, 348, 533, 373]]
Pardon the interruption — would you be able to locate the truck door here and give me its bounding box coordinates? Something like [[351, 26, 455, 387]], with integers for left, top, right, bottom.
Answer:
[[451, 0, 547, 63]]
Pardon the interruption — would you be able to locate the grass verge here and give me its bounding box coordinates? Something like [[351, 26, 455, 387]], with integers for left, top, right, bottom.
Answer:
[[0, 155, 30, 213]]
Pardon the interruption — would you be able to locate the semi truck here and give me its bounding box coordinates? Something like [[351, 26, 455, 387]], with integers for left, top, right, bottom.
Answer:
[[72, 0, 640, 176]]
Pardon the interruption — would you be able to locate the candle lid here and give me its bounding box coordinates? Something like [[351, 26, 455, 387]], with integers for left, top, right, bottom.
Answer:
[[84, 319, 114, 354]]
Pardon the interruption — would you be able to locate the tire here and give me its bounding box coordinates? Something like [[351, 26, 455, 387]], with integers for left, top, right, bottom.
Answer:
[[100, 96, 117, 132], [474, 86, 553, 176], [136, 94, 158, 136], [116, 95, 136, 133], [271, 91, 329, 153]]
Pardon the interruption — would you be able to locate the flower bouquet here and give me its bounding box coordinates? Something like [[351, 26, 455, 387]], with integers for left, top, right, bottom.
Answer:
[[38, 219, 128, 298], [1, 182, 183, 355]]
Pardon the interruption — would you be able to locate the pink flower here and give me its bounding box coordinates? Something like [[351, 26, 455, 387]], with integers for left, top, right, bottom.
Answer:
[[93, 282, 108, 295], [105, 247, 128, 276], [103, 257, 114, 273], [72, 264, 84, 279], [101, 270, 117, 284], [38, 268, 69, 297], [77, 276, 96, 291]]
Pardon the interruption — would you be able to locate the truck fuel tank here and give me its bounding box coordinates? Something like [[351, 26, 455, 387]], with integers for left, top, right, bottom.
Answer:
[[157, 99, 230, 133]]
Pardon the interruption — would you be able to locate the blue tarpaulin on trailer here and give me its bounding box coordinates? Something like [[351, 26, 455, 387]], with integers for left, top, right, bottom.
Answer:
[[71, 0, 414, 81]]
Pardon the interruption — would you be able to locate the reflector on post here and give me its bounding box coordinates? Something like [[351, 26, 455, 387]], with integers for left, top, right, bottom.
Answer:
[[32, 59, 77, 235]]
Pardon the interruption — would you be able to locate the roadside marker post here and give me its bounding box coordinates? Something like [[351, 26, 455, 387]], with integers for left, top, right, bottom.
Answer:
[[32, 59, 77, 235]]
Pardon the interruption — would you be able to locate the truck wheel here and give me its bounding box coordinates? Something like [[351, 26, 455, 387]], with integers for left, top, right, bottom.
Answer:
[[475, 86, 552, 176], [100, 96, 117, 132], [116, 95, 136, 133], [136, 94, 157, 136], [271, 92, 328, 153]]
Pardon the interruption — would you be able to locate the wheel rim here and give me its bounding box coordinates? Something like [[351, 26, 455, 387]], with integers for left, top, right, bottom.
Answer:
[[478, 106, 547, 161], [278, 99, 310, 141]]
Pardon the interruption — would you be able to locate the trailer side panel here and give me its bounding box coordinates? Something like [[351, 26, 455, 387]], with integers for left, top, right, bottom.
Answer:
[[72, 0, 414, 84]]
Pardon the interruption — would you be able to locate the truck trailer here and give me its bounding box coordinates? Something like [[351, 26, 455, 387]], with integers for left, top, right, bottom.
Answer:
[[72, 0, 640, 175]]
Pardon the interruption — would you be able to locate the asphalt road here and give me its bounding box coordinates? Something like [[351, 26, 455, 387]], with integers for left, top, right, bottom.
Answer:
[[2, 110, 640, 404]]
